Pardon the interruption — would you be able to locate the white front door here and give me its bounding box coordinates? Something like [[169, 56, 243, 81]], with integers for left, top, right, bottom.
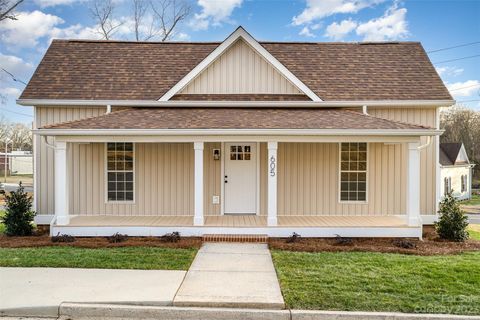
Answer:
[[224, 143, 257, 214]]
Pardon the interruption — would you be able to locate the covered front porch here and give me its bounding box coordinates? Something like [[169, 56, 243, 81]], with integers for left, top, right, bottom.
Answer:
[[35, 107, 439, 238], [52, 215, 420, 238]]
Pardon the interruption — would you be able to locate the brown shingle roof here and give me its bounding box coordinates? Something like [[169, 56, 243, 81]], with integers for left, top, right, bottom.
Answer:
[[440, 143, 466, 165], [41, 108, 433, 130], [20, 40, 452, 101]]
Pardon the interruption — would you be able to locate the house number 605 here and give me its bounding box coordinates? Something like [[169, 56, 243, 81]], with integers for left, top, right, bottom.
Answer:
[[269, 156, 276, 177]]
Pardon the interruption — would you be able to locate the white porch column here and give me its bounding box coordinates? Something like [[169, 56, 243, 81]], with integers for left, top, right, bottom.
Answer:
[[54, 141, 69, 225], [194, 142, 204, 226], [406, 142, 421, 226], [267, 141, 278, 226]]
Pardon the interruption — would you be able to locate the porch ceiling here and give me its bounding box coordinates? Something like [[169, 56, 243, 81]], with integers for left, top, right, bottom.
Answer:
[[40, 107, 433, 131]]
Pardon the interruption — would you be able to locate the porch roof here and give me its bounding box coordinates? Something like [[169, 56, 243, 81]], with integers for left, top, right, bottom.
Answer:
[[40, 107, 435, 133]]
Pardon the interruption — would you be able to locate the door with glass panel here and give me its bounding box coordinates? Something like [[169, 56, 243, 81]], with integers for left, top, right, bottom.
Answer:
[[224, 143, 257, 214]]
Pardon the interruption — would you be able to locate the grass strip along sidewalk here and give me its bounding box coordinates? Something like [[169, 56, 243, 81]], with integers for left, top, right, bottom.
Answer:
[[0, 246, 197, 270], [272, 250, 480, 315]]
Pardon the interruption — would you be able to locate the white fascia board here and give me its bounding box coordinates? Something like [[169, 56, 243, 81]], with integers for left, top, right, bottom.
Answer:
[[157, 27, 321, 101], [17, 99, 456, 108], [33, 128, 444, 136]]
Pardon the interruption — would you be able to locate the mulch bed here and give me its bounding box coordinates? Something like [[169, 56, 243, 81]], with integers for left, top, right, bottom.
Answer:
[[1, 226, 479, 255], [268, 226, 480, 256], [0, 233, 202, 249]]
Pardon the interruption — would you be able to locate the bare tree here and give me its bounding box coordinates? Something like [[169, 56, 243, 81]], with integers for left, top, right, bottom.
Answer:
[[441, 106, 480, 173], [151, 0, 191, 41], [89, 0, 124, 40], [89, 0, 190, 41], [0, 116, 32, 151], [0, 0, 23, 22]]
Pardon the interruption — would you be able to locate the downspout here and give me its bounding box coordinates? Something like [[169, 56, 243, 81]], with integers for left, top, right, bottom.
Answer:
[[106, 104, 111, 114], [417, 136, 432, 151], [362, 105, 368, 115]]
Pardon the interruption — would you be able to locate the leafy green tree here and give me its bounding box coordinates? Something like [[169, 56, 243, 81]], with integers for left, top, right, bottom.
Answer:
[[1, 182, 35, 236], [435, 191, 469, 242]]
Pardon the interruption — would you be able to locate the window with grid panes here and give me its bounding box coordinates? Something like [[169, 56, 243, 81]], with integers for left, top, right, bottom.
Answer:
[[107, 142, 134, 202], [340, 143, 367, 202]]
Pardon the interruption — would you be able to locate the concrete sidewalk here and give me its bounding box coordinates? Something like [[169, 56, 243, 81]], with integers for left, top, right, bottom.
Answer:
[[0, 267, 186, 317], [173, 243, 285, 309]]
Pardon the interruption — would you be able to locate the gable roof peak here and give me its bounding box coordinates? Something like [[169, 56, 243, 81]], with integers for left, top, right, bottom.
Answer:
[[158, 26, 322, 102]]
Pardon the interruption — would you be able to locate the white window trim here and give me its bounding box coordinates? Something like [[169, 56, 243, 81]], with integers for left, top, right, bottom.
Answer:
[[104, 142, 136, 204], [338, 142, 369, 204]]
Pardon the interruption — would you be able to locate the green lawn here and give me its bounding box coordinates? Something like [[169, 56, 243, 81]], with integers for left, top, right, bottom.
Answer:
[[0, 246, 197, 270], [469, 224, 480, 240], [462, 194, 480, 206], [272, 250, 480, 315]]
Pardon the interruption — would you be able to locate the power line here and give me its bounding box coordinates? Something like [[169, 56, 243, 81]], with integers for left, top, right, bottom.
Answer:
[[1, 108, 33, 118], [433, 54, 480, 64], [0, 67, 27, 86], [427, 41, 480, 53]]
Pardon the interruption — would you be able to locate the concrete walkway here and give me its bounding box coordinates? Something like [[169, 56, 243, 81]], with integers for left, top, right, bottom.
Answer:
[[0, 267, 186, 317], [173, 243, 285, 309]]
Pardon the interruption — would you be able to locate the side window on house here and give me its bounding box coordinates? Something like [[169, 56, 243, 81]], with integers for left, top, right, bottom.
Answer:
[[340, 143, 367, 202], [461, 175, 467, 193], [107, 142, 134, 202]]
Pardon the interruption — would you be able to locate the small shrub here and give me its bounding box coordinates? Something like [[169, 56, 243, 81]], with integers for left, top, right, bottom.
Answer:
[[286, 232, 301, 243], [334, 234, 353, 245], [1, 182, 35, 236], [392, 239, 417, 249], [160, 231, 181, 242], [108, 233, 128, 243], [435, 191, 469, 242], [51, 233, 75, 243]]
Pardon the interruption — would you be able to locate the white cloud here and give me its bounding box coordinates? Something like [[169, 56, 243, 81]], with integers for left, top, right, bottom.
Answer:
[[436, 66, 464, 77], [190, 0, 243, 31], [292, 0, 383, 26], [299, 26, 315, 37], [33, 0, 80, 7], [0, 10, 64, 47], [355, 4, 408, 41], [0, 10, 106, 49], [0, 53, 34, 77], [325, 19, 357, 40], [175, 32, 191, 41], [0, 87, 21, 97], [446, 80, 480, 97]]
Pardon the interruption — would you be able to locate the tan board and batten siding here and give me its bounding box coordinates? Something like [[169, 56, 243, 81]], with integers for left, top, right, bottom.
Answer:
[[179, 39, 302, 95], [35, 106, 438, 217], [368, 107, 438, 216]]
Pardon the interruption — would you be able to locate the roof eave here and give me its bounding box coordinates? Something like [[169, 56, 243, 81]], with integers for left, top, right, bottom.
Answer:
[[33, 128, 444, 136], [17, 99, 456, 108]]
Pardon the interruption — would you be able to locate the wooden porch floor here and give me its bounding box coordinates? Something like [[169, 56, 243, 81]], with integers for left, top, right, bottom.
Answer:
[[66, 215, 408, 228]]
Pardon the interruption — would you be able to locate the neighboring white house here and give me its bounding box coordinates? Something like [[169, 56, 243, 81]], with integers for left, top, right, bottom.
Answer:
[[440, 143, 474, 201]]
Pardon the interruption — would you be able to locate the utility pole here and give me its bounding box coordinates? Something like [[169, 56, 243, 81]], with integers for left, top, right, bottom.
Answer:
[[4, 139, 9, 183]]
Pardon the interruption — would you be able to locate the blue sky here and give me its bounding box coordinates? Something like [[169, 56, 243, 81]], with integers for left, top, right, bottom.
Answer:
[[1, 0, 479, 124]]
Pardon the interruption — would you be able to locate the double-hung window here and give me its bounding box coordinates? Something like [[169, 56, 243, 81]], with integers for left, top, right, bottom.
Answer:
[[340, 143, 367, 202], [444, 177, 452, 196], [106, 142, 134, 202]]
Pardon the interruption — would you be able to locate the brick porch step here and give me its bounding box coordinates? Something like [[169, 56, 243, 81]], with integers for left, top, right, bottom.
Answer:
[[202, 234, 269, 243]]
